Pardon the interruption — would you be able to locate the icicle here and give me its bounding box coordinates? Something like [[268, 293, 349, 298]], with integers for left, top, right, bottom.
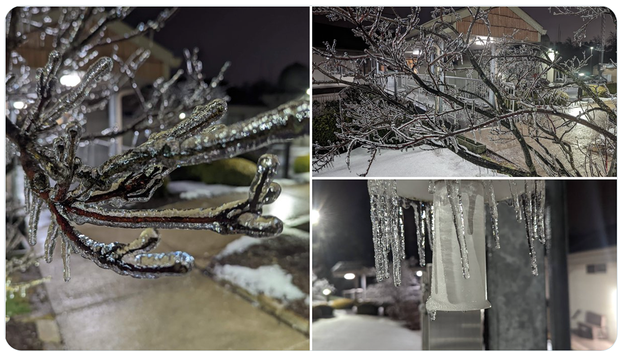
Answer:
[[411, 202, 426, 267], [428, 180, 436, 194], [28, 197, 43, 246], [368, 180, 384, 283], [390, 180, 404, 286], [44, 222, 59, 263], [428, 204, 435, 247], [520, 194, 539, 276], [509, 180, 523, 222], [524, 181, 536, 242], [484, 180, 500, 249], [445, 180, 470, 279], [61, 236, 71, 281], [535, 180, 546, 244]]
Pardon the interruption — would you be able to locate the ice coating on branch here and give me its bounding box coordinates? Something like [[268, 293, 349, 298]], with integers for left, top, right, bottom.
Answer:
[[28, 197, 44, 246], [61, 236, 71, 281], [66, 154, 283, 238], [43, 57, 113, 125], [44, 222, 59, 263]]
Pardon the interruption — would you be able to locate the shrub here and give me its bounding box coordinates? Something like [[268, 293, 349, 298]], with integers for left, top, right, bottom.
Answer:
[[330, 298, 355, 310], [293, 154, 310, 173]]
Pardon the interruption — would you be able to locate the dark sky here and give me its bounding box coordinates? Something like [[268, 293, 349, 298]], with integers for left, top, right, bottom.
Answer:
[[126, 7, 309, 86], [312, 180, 616, 277], [313, 7, 615, 48]]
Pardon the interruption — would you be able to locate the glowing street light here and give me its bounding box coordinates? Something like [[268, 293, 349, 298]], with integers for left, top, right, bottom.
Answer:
[[311, 209, 320, 225], [344, 273, 355, 280], [179, 112, 187, 120], [306, 87, 311, 95], [12, 101, 26, 110], [322, 288, 332, 296], [416, 270, 423, 277]]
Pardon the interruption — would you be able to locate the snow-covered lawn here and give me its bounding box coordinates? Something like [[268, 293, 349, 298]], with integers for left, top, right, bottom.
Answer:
[[314, 147, 505, 177], [313, 310, 422, 350], [213, 264, 306, 301]]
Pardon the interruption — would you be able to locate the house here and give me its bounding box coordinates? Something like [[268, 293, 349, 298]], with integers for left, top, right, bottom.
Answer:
[[12, 11, 182, 166]]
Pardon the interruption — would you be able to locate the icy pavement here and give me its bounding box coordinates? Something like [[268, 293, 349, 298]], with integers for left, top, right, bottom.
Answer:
[[32, 183, 310, 350], [313, 310, 422, 350], [314, 147, 505, 177]]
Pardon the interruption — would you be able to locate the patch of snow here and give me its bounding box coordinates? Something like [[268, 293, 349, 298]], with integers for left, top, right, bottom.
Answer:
[[215, 236, 262, 259], [167, 181, 248, 200], [313, 310, 422, 350], [314, 146, 507, 177], [213, 264, 307, 302]]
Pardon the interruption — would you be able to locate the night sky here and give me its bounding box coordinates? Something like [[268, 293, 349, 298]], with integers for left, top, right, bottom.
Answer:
[[312, 180, 616, 278], [313, 7, 615, 48], [125, 7, 309, 86]]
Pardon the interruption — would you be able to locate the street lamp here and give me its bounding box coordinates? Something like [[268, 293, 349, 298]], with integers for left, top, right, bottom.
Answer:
[[311, 209, 320, 225], [590, 46, 595, 75], [322, 288, 331, 302]]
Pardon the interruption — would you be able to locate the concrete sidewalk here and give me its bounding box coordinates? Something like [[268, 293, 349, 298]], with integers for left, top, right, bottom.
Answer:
[[34, 183, 310, 350]]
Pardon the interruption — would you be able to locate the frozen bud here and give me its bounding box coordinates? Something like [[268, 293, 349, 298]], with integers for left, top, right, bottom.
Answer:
[[66, 122, 82, 140]]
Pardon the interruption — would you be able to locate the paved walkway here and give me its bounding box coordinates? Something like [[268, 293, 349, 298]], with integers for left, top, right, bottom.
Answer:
[[34, 182, 310, 350], [313, 310, 422, 350]]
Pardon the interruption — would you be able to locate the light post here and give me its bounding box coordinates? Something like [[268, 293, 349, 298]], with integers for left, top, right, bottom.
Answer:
[[590, 46, 594, 76]]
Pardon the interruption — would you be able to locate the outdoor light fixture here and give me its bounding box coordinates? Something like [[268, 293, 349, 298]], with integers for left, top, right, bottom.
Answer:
[[179, 112, 187, 120], [59, 72, 81, 87], [473, 35, 492, 46], [579, 73, 586, 77], [306, 88, 311, 95], [322, 288, 332, 296], [311, 209, 320, 225], [344, 273, 356, 280], [368, 180, 545, 317], [12, 101, 26, 110], [416, 270, 423, 277]]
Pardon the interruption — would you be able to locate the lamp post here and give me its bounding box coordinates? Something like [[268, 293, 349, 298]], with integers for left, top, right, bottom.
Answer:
[[590, 46, 594, 76]]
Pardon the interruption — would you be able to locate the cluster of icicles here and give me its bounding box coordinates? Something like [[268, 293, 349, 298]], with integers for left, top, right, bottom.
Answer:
[[367, 179, 546, 286]]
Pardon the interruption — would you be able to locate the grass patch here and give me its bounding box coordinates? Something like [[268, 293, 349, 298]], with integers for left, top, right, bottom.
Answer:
[[6, 294, 31, 318]]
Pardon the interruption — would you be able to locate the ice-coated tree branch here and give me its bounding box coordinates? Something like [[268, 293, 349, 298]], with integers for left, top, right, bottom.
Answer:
[[6, 7, 310, 281], [313, 7, 616, 177]]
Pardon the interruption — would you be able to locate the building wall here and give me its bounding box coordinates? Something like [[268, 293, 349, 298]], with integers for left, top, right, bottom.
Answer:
[[456, 7, 540, 42], [568, 247, 617, 343]]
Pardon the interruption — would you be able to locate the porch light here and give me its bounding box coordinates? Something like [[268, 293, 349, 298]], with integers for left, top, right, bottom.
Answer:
[[344, 273, 356, 280], [60, 72, 81, 87]]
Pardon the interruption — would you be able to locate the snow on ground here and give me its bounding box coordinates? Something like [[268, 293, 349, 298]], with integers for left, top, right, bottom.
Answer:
[[213, 264, 306, 302], [167, 178, 308, 200], [313, 310, 422, 350], [314, 146, 507, 177], [214, 236, 262, 259], [166, 181, 248, 200]]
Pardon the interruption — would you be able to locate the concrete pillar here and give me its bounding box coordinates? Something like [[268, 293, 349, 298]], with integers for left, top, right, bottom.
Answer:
[[546, 181, 571, 350], [485, 202, 548, 350]]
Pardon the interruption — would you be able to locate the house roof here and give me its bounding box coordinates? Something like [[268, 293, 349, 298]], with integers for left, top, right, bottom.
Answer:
[[409, 7, 546, 39]]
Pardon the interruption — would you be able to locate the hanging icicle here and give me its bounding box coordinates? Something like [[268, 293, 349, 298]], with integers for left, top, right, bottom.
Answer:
[[367, 180, 550, 285], [483, 180, 500, 249], [445, 180, 470, 279]]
